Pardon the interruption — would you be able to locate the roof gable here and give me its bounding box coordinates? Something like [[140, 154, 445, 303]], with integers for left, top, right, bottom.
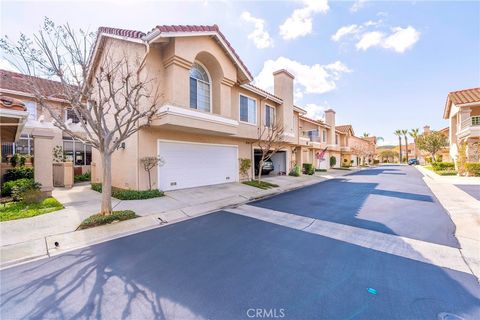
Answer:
[[96, 24, 253, 84], [443, 87, 480, 119]]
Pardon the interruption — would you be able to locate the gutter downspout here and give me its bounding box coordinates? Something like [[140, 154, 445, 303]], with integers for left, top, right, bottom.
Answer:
[[137, 39, 152, 190]]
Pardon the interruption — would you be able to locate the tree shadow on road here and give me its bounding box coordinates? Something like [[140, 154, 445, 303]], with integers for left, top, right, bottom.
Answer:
[[0, 213, 479, 319]]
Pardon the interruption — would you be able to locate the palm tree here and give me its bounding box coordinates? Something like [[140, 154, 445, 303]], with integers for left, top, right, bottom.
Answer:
[[362, 132, 370, 138], [401, 129, 409, 162], [409, 128, 420, 160], [394, 130, 403, 163]]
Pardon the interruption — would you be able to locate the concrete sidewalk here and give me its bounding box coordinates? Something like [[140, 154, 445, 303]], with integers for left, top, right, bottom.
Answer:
[[416, 165, 480, 281], [0, 167, 358, 268]]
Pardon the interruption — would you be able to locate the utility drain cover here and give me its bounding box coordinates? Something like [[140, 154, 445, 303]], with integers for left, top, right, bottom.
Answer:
[[438, 312, 464, 320]]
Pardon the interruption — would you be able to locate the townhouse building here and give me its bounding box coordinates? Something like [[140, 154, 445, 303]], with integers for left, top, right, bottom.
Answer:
[[443, 87, 480, 164], [1, 24, 372, 192], [0, 70, 91, 187]]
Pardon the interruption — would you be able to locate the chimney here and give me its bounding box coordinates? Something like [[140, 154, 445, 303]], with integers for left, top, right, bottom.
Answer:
[[423, 125, 430, 135], [324, 109, 336, 145], [273, 69, 294, 134]]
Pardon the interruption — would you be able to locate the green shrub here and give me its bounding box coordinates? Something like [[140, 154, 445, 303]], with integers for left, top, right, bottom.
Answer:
[[4, 167, 34, 182], [90, 183, 164, 200], [78, 210, 137, 230], [289, 165, 301, 177], [330, 156, 336, 167], [373, 160, 380, 164], [431, 162, 455, 171], [465, 162, 480, 177], [2, 178, 36, 197], [302, 163, 315, 175], [436, 169, 457, 176], [11, 179, 42, 202], [42, 197, 62, 207], [74, 171, 91, 183]]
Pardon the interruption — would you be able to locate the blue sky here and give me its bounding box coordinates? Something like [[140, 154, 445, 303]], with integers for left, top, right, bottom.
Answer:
[[1, 0, 479, 145]]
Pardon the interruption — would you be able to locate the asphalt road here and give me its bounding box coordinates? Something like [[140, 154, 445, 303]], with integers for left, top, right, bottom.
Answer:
[[1, 166, 479, 319], [253, 165, 459, 247]]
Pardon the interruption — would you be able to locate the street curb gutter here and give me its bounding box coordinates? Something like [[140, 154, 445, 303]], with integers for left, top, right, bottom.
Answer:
[[0, 169, 358, 270]]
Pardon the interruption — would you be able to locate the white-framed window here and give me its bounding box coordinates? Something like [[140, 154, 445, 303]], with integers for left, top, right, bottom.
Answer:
[[63, 136, 92, 166], [322, 129, 327, 142], [239, 95, 257, 124], [66, 108, 81, 124], [189, 62, 211, 112], [265, 105, 276, 127], [23, 101, 37, 120]]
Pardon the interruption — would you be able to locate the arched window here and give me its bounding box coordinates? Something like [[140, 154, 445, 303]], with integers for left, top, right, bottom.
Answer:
[[189, 62, 211, 112]]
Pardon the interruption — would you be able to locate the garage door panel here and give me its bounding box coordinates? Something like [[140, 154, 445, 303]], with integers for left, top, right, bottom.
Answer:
[[158, 141, 238, 191]]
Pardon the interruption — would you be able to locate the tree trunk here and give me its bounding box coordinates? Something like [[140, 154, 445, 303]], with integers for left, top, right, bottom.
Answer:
[[100, 151, 113, 216], [404, 137, 408, 161], [398, 138, 402, 163], [147, 170, 152, 190], [257, 160, 264, 182]]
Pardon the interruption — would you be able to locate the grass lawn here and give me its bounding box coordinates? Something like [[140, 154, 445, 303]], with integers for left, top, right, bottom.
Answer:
[[78, 210, 137, 230], [91, 183, 164, 200], [0, 197, 64, 222], [242, 180, 279, 190]]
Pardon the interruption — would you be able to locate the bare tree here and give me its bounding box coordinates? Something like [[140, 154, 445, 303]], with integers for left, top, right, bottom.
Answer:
[[140, 156, 165, 190], [1, 18, 161, 215], [254, 121, 288, 182]]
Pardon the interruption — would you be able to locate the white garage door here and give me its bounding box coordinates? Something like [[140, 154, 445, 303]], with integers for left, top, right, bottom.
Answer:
[[158, 140, 238, 191]]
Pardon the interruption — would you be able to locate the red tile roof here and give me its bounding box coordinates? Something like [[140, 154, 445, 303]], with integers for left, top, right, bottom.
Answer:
[[443, 87, 480, 118], [0, 69, 66, 100], [98, 24, 253, 81], [243, 83, 283, 102], [335, 124, 354, 135], [448, 87, 480, 105], [0, 95, 26, 111], [97, 26, 145, 39]]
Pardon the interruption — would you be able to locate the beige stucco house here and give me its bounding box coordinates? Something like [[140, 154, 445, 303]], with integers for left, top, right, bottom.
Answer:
[[443, 87, 480, 164], [87, 25, 369, 191]]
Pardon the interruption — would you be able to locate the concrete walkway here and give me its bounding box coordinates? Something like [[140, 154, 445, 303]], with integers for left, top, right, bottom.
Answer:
[[416, 165, 480, 280], [0, 168, 357, 268]]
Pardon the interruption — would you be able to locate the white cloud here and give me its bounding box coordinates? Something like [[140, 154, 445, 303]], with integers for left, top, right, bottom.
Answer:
[[356, 31, 384, 51], [382, 26, 420, 53], [350, 0, 367, 13], [241, 11, 274, 49], [279, 0, 329, 40], [304, 103, 328, 119], [332, 19, 421, 53], [254, 57, 351, 98], [331, 24, 361, 42]]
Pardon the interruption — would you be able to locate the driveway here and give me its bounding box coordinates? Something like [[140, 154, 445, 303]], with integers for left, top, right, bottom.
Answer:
[[1, 165, 479, 319], [252, 165, 459, 247]]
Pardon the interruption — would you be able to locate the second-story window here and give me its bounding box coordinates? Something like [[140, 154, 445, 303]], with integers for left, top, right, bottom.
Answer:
[[265, 105, 275, 127], [322, 129, 327, 142], [335, 134, 339, 145], [189, 62, 211, 112], [66, 108, 81, 124], [24, 101, 37, 120], [240, 95, 257, 124]]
